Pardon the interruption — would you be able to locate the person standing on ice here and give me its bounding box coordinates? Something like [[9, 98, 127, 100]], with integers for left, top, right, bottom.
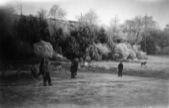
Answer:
[[118, 62, 123, 77]]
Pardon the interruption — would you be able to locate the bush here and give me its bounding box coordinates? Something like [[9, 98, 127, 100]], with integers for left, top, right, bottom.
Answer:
[[61, 36, 80, 60], [133, 45, 147, 59], [115, 43, 130, 60], [96, 27, 108, 43], [95, 43, 111, 60], [95, 43, 110, 54], [61, 25, 99, 60], [140, 33, 157, 54], [128, 49, 136, 59], [136, 51, 147, 59], [86, 44, 102, 61], [126, 43, 136, 59], [106, 36, 116, 60], [16, 41, 33, 57], [113, 43, 147, 60], [155, 45, 161, 54], [161, 46, 169, 54]]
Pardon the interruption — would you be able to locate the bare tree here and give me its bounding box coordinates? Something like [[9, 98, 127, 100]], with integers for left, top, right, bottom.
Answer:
[[164, 24, 169, 32], [121, 15, 158, 45], [107, 16, 125, 43], [143, 15, 157, 31], [37, 8, 47, 19], [110, 15, 120, 34], [77, 9, 98, 26], [49, 4, 67, 20]]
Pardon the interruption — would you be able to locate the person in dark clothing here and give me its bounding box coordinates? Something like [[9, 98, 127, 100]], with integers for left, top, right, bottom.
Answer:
[[37, 58, 45, 78], [30, 65, 37, 79], [37, 58, 52, 86], [70, 58, 78, 79], [43, 59, 52, 86], [118, 62, 123, 77]]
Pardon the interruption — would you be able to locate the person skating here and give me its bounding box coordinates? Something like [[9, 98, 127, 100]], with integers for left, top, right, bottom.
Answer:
[[70, 58, 78, 79], [37, 58, 52, 86], [43, 58, 52, 86], [37, 58, 45, 78], [118, 62, 123, 77]]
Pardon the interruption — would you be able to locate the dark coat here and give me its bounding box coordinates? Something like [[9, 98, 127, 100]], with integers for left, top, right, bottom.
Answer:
[[38, 58, 45, 77], [118, 63, 123, 71], [70, 60, 78, 73]]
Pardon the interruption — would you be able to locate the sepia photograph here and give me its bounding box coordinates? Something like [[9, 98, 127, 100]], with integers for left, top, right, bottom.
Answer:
[[0, 0, 169, 108]]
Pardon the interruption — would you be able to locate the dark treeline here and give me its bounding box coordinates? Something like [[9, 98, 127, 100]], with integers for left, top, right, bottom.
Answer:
[[0, 9, 49, 60], [0, 6, 108, 62], [0, 6, 169, 63]]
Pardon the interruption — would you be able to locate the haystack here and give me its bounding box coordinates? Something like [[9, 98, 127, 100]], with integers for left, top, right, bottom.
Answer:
[[33, 40, 54, 58]]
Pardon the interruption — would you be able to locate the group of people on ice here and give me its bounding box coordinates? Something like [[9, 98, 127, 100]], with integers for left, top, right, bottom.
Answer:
[[32, 58, 123, 86], [31, 58, 79, 86], [32, 41, 124, 86]]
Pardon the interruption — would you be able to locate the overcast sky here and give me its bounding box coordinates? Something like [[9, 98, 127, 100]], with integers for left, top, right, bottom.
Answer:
[[1, 0, 169, 29]]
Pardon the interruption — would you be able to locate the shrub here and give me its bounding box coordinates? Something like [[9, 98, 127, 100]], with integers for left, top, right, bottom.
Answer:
[[115, 43, 130, 60], [16, 41, 33, 57], [86, 44, 102, 61], [140, 33, 157, 54], [96, 27, 108, 43], [106, 36, 116, 60], [133, 45, 147, 59], [126, 43, 136, 59], [155, 45, 161, 54], [128, 49, 136, 59], [113, 43, 146, 60], [95, 43, 111, 60], [136, 51, 147, 59], [133, 45, 141, 53], [61, 36, 80, 60], [161, 46, 169, 54], [95, 43, 110, 54]]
